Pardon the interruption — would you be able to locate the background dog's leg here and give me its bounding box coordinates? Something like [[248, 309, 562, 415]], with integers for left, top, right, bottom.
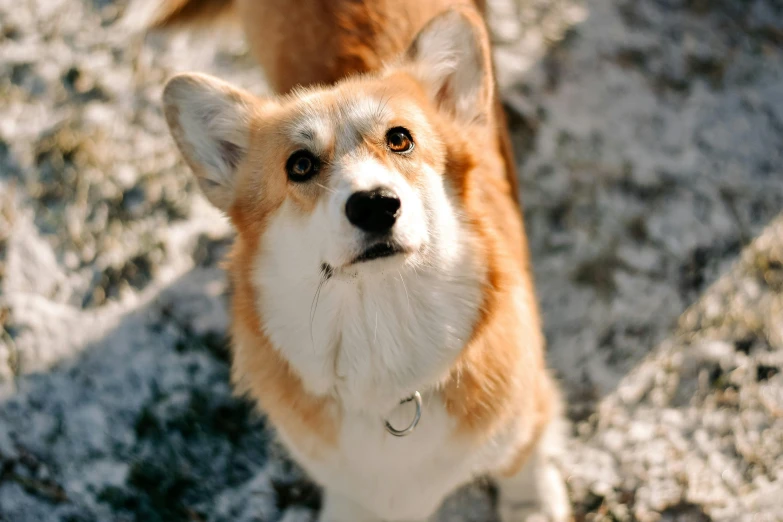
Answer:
[[494, 418, 572, 522]]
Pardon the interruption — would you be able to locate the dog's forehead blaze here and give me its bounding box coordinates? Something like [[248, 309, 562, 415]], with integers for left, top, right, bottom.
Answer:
[[228, 73, 446, 238], [283, 76, 436, 150]]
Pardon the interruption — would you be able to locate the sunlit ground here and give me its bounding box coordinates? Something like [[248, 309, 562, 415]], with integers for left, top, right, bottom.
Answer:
[[1, 0, 781, 520]]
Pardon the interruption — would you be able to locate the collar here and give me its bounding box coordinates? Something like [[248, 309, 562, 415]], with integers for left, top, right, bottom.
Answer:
[[384, 391, 422, 437]]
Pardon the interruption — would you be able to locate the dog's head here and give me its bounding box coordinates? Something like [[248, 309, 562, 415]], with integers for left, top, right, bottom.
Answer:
[[162, 8, 495, 281]]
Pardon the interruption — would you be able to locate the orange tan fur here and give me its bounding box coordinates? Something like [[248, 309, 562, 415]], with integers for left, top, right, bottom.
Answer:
[[151, 0, 519, 201], [154, 1, 569, 520]]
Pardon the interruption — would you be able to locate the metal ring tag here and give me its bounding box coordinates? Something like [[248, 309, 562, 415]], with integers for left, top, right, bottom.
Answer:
[[384, 391, 422, 437]]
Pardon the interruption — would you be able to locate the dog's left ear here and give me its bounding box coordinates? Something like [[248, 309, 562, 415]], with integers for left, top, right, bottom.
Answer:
[[403, 8, 494, 124]]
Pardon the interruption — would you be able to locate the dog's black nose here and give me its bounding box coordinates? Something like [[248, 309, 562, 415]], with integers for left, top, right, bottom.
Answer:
[[345, 188, 401, 233]]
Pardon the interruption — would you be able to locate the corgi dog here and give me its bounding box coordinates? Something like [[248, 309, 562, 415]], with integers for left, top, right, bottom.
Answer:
[[152, 0, 571, 520]]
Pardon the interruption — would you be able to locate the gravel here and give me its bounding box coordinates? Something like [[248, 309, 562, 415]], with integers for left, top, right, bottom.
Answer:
[[1, 0, 781, 520]]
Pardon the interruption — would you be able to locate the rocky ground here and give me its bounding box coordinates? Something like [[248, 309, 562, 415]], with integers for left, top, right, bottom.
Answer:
[[1, 0, 781, 521]]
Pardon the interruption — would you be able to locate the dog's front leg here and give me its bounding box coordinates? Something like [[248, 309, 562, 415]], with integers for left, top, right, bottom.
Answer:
[[494, 417, 572, 522], [318, 490, 384, 522]]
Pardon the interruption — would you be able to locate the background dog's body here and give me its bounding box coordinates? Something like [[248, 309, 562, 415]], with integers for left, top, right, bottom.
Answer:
[[153, 1, 570, 520]]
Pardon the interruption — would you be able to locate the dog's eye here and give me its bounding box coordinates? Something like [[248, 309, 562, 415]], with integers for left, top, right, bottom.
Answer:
[[286, 150, 320, 182], [386, 127, 414, 154]]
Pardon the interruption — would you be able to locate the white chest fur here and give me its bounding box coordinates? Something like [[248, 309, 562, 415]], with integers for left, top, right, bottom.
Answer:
[[252, 200, 498, 520], [254, 201, 483, 414], [284, 396, 519, 521]]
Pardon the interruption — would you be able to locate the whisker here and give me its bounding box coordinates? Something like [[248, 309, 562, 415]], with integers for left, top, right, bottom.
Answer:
[[397, 269, 411, 313], [315, 182, 336, 194], [375, 88, 391, 123], [309, 271, 329, 349]]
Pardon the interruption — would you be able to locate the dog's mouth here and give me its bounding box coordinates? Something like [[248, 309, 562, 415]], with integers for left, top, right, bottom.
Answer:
[[353, 241, 404, 264], [321, 241, 411, 277]]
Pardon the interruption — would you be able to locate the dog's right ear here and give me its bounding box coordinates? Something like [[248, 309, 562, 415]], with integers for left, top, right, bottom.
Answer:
[[162, 73, 257, 211]]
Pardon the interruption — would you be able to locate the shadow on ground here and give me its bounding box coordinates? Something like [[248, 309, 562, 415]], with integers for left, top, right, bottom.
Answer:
[[1, 0, 782, 520]]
